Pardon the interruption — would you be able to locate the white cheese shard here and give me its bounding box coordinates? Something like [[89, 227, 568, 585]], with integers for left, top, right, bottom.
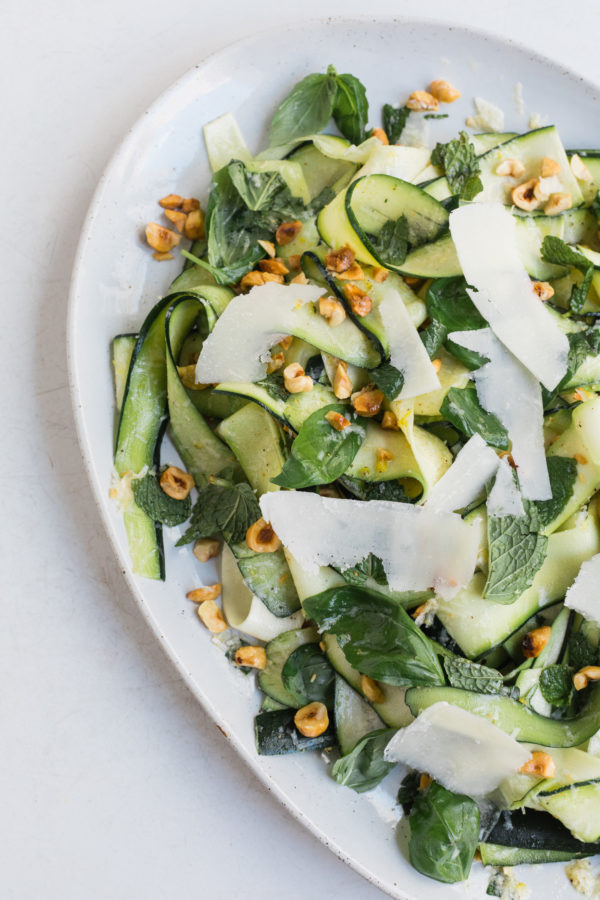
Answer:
[[564, 553, 600, 626], [384, 703, 530, 796], [353, 144, 431, 183], [259, 491, 478, 598], [449, 203, 569, 390], [379, 287, 441, 400], [487, 455, 525, 518], [195, 282, 325, 383], [449, 328, 551, 500], [472, 96, 505, 133], [426, 435, 499, 514]]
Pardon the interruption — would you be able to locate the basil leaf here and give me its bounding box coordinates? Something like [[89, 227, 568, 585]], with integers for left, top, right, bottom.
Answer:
[[331, 728, 396, 793], [382, 104, 410, 144], [281, 643, 335, 707], [332, 72, 369, 145], [409, 782, 480, 884], [228, 160, 305, 217], [443, 657, 504, 694], [420, 318, 448, 359], [254, 374, 289, 402], [568, 632, 597, 670], [528, 456, 577, 532], [339, 476, 411, 503], [176, 482, 260, 545], [204, 167, 268, 283], [366, 215, 409, 266], [431, 132, 483, 201], [484, 515, 548, 604], [397, 771, 421, 812], [369, 360, 405, 400], [539, 664, 573, 707], [303, 585, 446, 687], [440, 387, 509, 450], [340, 553, 388, 586], [272, 403, 365, 489], [132, 471, 192, 527], [269, 68, 338, 146], [426, 277, 487, 369]]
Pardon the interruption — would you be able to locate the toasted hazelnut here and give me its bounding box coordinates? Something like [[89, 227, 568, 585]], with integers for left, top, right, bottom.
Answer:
[[159, 194, 184, 209], [234, 646, 267, 670], [164, 209, 187, 232], [333, 362, 353, 399], [286, 254, 302, 270], [352, 387, 384, 417], [574, 453, 588, 465], [160, 466, 194, 500], [152, 251, 174, 261], [184, 208, 206, 241], [541, 157, 561, 177], [522, 625, 551, 659], [266, 352, 285, 374], [337, 262, 365, 281], [325, 410, 351, 431], [261, 272, 285, 284], [419, 773, 433, 791], [276, 220, 303, 246], [279, 336, 293, 351], [258, 258, 289, 275], [290, 271, 308, 285], [574, 665, 600, 691], [193, 538, 220, 563], [361, 675, 385, 703], [511, 179, 541, 212], [372, 127, 389, 144], [432, 358, 442, 373], [239, 271, 266, 291], [495, 158, 526, 178], [376, 447, 393, 473], [519, 751, 556, 778], [246, 518, 282, 553], [319, 296, 346, 327], [344, 283, 372, 317], [325, 244, 356, 273], [145, 222, 181, 253], [257, 239, 276, 258], [181, 197, 200, 213], [381, 411, 400, 430], [372, 267, 389, 282], [406, 90, 439, 112], [294, 702, 329, 737], [196, 599, 228, 633], [283, 362, 313, 393], [544, 192, 572, 215], [532, 281, 555, 302], [187, 584, 222, 603], [428, 79, 461, 103]]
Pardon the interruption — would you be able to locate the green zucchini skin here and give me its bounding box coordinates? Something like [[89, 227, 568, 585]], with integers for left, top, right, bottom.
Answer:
[[405, 685, 600, 748], [255, 708, 336, 755], [258, 627, 319, 708], [486, 809, 600, 855], [479, 844, 592, 866]]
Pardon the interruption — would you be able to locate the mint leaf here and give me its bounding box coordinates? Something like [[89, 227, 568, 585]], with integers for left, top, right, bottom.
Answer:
[[272, 403, 365, 489], [369, 360, 405, 400], [303, 585, 445, 687], [484, 515, 548, 604], [440, 387, 509, 450], [539, 664, 573, 707], [132, 471, 192, 527], [340, 554, 388, 586], [540, 237, 594, 313], [366, 215, 409, 266], [568, 632, 597, 670], [528, 456, 577, 532], [254, 374, 289, 402], [333, 72, 369, 145], [269, 68, 338, 146], [228, 160, 305, 216], [382, 104, 410, 144], [176, 482, 260, 545], [339, 476, 411, 503], [409, 783, 480, 884], [431, 132, 483, 200], [570, 266, 594, 314], [443, 657, 504, 694], [332, 728, 396, 793]]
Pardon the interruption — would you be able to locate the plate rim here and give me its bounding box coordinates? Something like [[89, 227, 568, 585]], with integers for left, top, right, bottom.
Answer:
[[66, 15, 600, 899]]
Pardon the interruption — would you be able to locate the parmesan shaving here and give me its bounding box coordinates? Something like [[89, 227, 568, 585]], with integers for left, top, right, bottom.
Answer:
[[379, 287, 440, 400], [384, 703, 530, 796], [487, 456, 525, 518], [449, 203, 569, 390], [426, 435, 499, 514], [260, 491, 478, 598], [471, 96, 505, 133], [449, 328, 551, 500], [564, 553, 600, 626], [195, 282, 325, 383]]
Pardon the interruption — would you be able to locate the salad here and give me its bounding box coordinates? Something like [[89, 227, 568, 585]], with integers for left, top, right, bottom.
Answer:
[[111, 66, 600, 889]]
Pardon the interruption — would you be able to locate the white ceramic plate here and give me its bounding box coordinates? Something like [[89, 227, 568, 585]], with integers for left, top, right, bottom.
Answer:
[[68, 18, 600, 899]]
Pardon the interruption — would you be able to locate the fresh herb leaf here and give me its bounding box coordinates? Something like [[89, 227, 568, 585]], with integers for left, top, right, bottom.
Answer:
[[304, 354, 326, 382], [409, 782, 480, 884], [254, 374, 289, 402], [528, 456, 578, 532], [228, 160, 305, 217], [281, 643, 335, 707], [272, 403, 366, 489], [397, 771, 421, 812], [568, 632, 597, 670], [426, 277, 487, 369], [303, 585, 446, 687], [541, 237, 594, 314], [339, 476, 412, 503], [424, 113, 449, 120], [382, 104, 410, 144], [570, 266, 595, 314], [539, 664, 574, 707], [255, 707, 336, 755], [431, 132, 483, 201], [420, 318, 448, 359], [366, 215, 409, 267], [269, 67, 339, 146], [484, 514, 548, 604], [332, 72, 369, 145], [331, 728, 396, 793], [131, 471, 192, 526], [369, 360, 405, 400], [177, 482, 260, 545], [443, 657, 504, 694], [340, 554, 388, 586], [440, 387, 509, 451]]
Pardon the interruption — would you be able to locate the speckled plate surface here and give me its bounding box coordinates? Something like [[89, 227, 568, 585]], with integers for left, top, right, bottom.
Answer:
[[68, 18, 600, 898]]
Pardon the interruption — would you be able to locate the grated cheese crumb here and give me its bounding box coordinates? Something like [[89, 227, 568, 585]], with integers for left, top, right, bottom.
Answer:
[[565, 859, 597, 897], [487, 868, 532, 900]]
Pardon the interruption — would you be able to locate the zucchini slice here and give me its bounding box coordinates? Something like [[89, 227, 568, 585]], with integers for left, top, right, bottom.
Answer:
[[112, 334, 137, 413], [258, 626, 319, 707], [334, 675, 384, 756]]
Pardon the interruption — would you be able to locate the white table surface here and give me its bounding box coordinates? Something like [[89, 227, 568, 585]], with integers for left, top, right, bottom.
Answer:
[[3, 1, 600, 897]]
